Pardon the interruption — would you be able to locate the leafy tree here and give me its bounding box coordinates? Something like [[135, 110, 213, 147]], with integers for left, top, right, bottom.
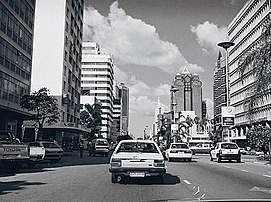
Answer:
[[20, 87, 60, 140], [239, 20, 271, 119], [246, 125, 271, 155], [80, 101, 102, 140]]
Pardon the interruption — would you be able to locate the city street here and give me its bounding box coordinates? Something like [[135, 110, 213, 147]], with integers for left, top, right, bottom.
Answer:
[[0, 153, 271, 202]]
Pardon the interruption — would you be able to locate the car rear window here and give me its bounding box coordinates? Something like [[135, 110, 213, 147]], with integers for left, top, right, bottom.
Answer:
[[221, 143, 238, 149], [171, 144, 188, 149], [43, 143, 60, 148], [96, 140, 108, 145], [117, 142, 159, 153]]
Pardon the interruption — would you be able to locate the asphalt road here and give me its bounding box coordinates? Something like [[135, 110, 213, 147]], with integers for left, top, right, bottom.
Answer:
[[0, 152, 270, 202]]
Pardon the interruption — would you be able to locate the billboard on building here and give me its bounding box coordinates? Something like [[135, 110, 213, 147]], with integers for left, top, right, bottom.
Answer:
[[221, 106, 235, 126]]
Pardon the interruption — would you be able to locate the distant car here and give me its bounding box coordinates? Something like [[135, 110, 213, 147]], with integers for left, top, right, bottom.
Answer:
[[39, 141, 63, 163], [88, 138, 110, 157], [27, 142, 46, 168], [210, 142, 241, 163], [109, 140, 166, 183], [165, 143, 193, 162]]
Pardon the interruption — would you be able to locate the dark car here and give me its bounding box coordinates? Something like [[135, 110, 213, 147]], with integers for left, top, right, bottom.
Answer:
[[39, 141, 63, 163]]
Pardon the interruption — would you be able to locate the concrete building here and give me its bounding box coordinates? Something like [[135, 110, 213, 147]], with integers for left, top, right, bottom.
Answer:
[[170, 67, 203, 119], [30, 0, 85, 143], [0, 0, 35, 137], [213, 51, 227, 141], [228, 0, 271, 146], [119, 83, 129, 135], [81, 42, 114, 138]]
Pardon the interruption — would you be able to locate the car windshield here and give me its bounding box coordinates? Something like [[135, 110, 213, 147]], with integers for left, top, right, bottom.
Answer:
[[43, 143, 60, 149], [171, 144, 189, 149], [96, 140, 108, 145], [117, 142, 159, 153], [221, 143, 238, 149]]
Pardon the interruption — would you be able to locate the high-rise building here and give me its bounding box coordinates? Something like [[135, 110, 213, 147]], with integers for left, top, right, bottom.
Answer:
[[0, 0, 36, 137], [81, 42, 114, 138], [213, 51, 227, 140], [30, 0, 84, 141], [119, 83, 129, 135], [170, 67, 203, 119], [228, 0, 270, 146]]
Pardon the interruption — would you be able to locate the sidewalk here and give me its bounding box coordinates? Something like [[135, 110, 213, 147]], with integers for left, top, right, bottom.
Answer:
[[242, 155, 271, 165]]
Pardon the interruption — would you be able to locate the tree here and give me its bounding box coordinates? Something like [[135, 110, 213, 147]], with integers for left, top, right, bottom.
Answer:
[[80, 101, 102, 140], [20, 87, 60, 140], [246, 125, 271, 155], [239, 20, 271, 119]]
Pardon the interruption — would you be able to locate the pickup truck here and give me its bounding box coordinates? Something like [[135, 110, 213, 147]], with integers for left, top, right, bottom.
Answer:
[[0, 131, 29, 172]]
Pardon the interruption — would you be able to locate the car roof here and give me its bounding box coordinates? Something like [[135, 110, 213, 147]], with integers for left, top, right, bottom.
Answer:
[[119, 140, 156, 143]]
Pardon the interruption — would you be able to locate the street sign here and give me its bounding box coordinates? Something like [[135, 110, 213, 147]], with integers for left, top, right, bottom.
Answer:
[[222, 117, 234, 126]]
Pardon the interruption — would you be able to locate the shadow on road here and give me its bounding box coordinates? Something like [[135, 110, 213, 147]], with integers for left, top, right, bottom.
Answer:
[[0, 181, 46, 196], [119, 173, 180, 185]]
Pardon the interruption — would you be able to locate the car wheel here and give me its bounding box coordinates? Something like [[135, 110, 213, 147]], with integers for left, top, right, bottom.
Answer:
[[52, 159, 60, 163], [111, 174, 118, 183], [187, 158, 192, 162], [168, 158, 172, 162], [237, 156, 241, 163], [217, 155, 221, 163], [156, 174, 164, 183], [210, 155, 213, 161], [9, 162, 22, 172]]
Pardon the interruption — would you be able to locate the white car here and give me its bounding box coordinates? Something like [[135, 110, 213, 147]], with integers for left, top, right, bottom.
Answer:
[[210, 142, 241, 163], [165, 143, 193, 162], [27, 142, 46, 168], [109, 140, 166, 183]]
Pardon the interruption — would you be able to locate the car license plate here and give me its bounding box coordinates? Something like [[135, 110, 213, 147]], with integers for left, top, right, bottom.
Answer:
[[130, 172, 145, 177], [178, 152, 184, 154]]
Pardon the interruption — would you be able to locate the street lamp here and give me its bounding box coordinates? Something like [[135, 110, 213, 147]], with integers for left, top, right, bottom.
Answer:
[[217, 41, 235, 142], [170, 85, 179, 143]]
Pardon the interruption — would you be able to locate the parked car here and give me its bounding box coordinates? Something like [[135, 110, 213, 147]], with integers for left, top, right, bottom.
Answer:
[[27, 142, 46, 168], [210, 142, 241, 163], [165, 143, 193, 162], [109, 140, 166, 183], [88, 138, 110, 157], [39, 141, 63, 163]]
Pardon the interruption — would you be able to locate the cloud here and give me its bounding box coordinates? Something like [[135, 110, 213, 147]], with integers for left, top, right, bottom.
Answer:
[[84, 1, 204, 74], [191, 21, 228, 55]]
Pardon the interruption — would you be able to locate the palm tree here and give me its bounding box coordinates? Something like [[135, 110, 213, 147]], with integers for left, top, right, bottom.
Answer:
[[238, 20, 271, 119]]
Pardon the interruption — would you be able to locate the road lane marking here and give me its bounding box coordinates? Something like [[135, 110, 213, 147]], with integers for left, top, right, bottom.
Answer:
[[263, 174, 271, 178], [183, 180, 191, 185], [223, 166, 230, 168], [241, 169, 248, 173]]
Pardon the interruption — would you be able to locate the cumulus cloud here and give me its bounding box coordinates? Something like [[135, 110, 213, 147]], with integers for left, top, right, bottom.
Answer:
[[191, 21, 228, 55], [84, 1, 204, 74]]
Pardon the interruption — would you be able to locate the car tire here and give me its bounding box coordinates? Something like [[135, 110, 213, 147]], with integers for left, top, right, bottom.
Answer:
[[168, 158, 172, 162], [111, 174, 118, 183], [9, 162, 22, 172], [237, 156, 241, 163], [187, 158, 192, 162], [156, 174, 164, 183], [52, 159, 60, 163], [210, 155, 213, 161]]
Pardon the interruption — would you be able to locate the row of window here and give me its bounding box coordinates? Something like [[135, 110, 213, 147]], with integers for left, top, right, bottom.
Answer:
[[3, 0, 35, 30], [81, 74, 112, 79], [0, 37, 31, 80], [82, 62, 112, 66], [81, 68, 112, 72], [1, 3, 33, 55]]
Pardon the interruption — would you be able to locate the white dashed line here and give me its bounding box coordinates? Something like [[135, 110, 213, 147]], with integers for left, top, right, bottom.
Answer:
[[241, 169, 249, 173], [263, 175, 271, 178], [223, 166, 230, 168], [183, 180, 191, 185]]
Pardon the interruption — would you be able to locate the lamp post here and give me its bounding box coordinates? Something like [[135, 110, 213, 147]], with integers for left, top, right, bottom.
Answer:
[[170, 85, 179, 143], [217, 41, 235, 142]]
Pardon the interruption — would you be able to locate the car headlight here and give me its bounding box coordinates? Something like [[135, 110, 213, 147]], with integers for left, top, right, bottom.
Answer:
[[110, 158, 121, 167], [154, 159, 165, 167]]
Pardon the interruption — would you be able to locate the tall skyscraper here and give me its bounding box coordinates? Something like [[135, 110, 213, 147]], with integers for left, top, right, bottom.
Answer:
[[228, 0, 270, 146], [30, 0, 84, 141], [213, 51, 227, 140], [0, 0, 36, 137], [171, 67, 203, 119], [119, 83, 129, 135], [81, 42, 114, 138]]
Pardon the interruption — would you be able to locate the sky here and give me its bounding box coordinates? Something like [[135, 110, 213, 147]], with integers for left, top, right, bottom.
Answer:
[[83, 0, 248, 138]]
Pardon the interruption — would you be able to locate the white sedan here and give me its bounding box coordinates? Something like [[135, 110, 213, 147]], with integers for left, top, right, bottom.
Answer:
[[210, 142, 241, 163], [165, 143, 193, 162], [109, 140, 166, 183]]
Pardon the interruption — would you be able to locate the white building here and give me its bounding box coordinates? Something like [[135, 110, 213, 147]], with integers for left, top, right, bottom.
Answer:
[[81, 42, 114, 138], [30, 0, 85, 142], [228, 0, 271, 146]]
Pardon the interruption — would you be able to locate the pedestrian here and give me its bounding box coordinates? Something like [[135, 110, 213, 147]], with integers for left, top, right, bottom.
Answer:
[[79, 140, 84, 159]]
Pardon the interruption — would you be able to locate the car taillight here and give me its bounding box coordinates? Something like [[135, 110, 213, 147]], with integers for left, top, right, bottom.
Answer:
[[110, 158, 121, 167], [170, 150, 178, 153], [154, 159, 165, 167]]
